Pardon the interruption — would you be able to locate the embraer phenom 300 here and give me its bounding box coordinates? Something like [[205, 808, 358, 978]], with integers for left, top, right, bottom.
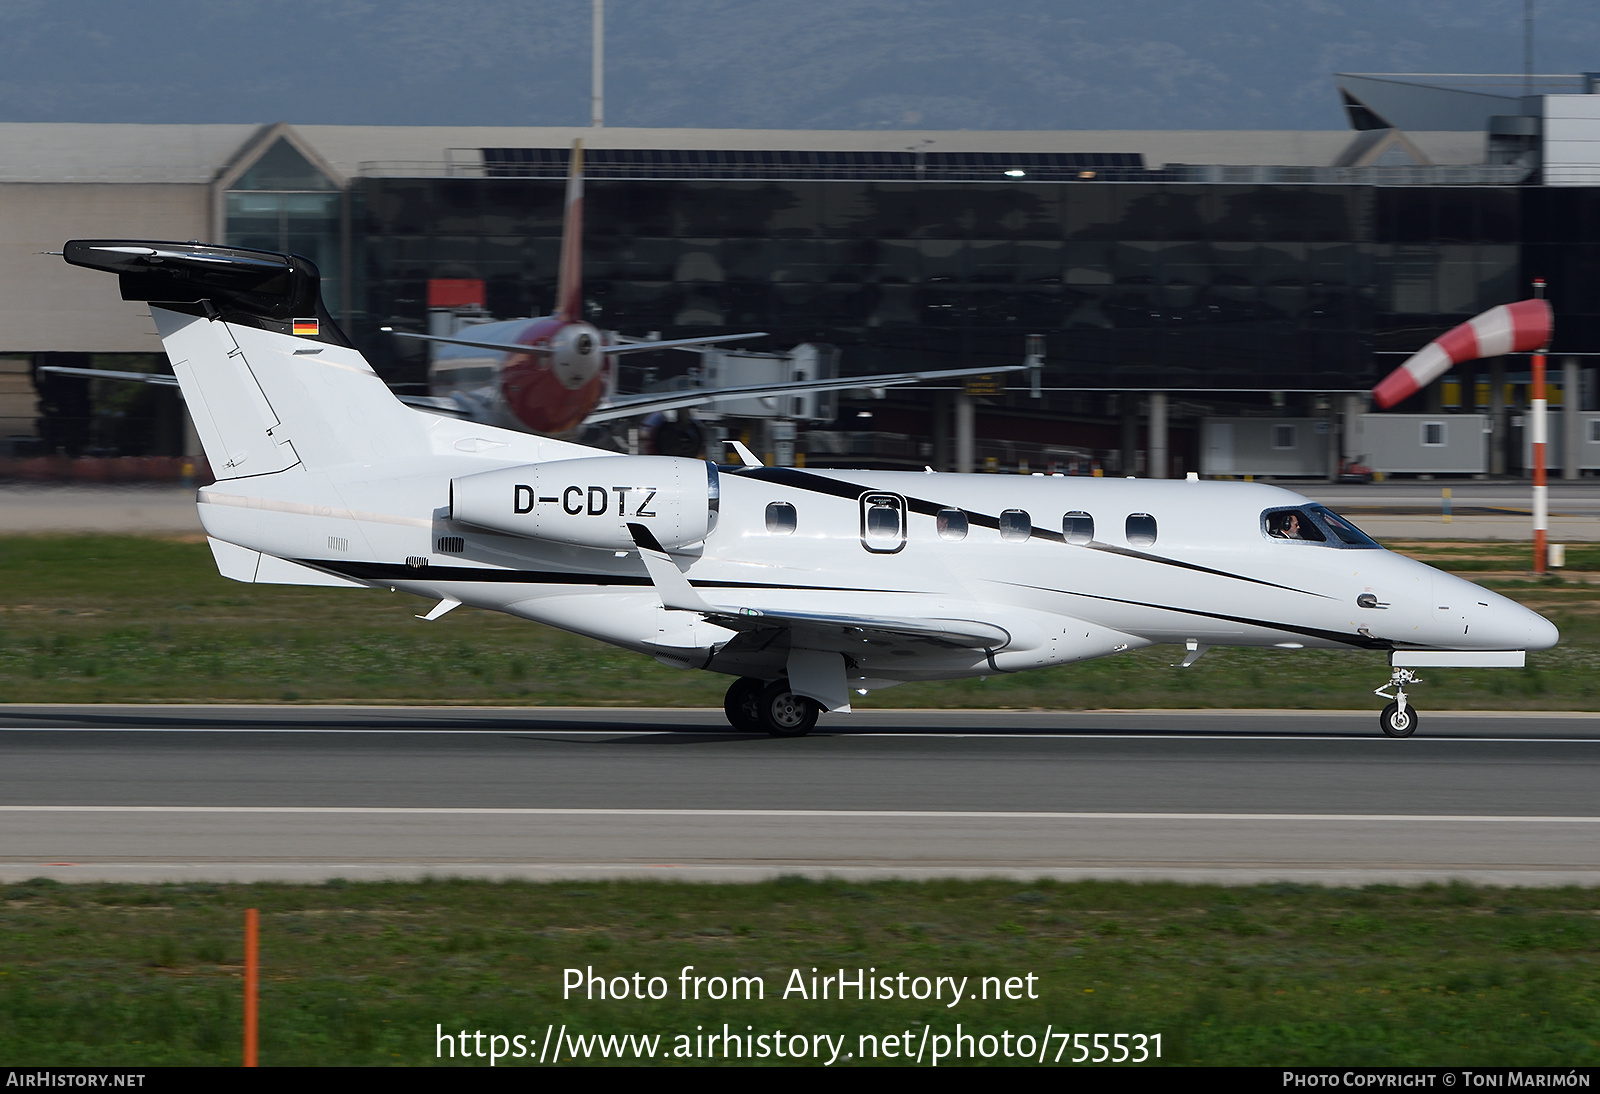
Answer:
[[65, 239, 1558, 738]]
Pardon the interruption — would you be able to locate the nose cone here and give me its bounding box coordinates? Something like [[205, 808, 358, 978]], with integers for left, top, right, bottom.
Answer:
[[1432, 568, 1559, 651], [1479, 588, 1559, 651], [1523, 608, 1560, 651]]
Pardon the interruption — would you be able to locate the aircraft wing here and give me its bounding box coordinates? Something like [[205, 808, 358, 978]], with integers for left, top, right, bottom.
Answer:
[[383, 328, 769, 357], [628, 523, 1009, 650], [585, 363, 1029, 423], [37, 365, 179, 387], [704, 606, 1010, 650]]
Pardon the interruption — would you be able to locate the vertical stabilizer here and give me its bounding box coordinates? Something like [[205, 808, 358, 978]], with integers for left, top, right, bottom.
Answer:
[[155, 309, 299, 478], [554, 140, 585, 322], [63, 240, 424, 478]]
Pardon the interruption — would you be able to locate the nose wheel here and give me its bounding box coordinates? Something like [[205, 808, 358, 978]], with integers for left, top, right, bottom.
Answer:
[[1375, 667, 1421, 738]]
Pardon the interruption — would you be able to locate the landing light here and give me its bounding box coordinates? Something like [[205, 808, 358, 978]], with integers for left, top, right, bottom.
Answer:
[[1004, 169, 1026, 178]]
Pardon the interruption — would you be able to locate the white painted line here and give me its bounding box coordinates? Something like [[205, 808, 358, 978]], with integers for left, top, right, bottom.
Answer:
[[0, 806, 1595, 823], [0, 727, 1597, 744]]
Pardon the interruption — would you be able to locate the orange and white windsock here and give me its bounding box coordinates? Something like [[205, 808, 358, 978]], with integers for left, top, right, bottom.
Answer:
[[1371, 299, 1552, 409]]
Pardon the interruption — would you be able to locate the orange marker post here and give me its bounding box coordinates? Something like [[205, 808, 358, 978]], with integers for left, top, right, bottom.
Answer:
[[244, 907, 259, 1067]]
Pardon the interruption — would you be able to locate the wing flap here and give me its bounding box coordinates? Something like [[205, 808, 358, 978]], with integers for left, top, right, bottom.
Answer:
[[706, 607, 1010, 650]]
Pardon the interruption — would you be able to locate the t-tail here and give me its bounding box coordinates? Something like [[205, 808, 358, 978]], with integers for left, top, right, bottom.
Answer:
[[62, 239, 422, 480], [60, 238, 578, 587]]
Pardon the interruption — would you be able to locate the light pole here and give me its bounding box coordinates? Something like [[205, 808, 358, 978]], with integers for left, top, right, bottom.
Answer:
[[591, 0, 604, 127]]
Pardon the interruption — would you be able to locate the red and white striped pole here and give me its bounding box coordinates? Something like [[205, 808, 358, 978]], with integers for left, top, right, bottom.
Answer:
[[1531, 278, 1548, 574]]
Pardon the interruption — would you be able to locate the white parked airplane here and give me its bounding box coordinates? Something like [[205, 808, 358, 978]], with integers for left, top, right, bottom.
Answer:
[[65, 239, 1558, 738]]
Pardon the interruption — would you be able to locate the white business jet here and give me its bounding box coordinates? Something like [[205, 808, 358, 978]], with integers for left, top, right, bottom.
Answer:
[[65, 239, 1558, 738]]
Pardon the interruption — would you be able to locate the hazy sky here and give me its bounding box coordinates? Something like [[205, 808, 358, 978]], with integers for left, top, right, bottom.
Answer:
[[1, 1, 1596, 130]]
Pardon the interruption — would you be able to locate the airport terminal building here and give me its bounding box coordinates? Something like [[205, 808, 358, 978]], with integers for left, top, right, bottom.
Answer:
[[6, 72, 1600, 477]]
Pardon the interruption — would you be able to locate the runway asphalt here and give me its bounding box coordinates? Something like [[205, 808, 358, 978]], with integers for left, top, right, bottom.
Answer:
[[2, 705, 1597, 887]]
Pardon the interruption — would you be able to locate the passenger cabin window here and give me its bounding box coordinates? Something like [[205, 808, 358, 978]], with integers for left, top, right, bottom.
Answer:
[[998, 509, 1032, 542], [1125, 513, 1157, 547], [936, 507, 968, 541], [860, 493, 907, 553], [1265, 508, 1326, 542], [765, 501, 797, 535], [1062, 511, 1094, 545]]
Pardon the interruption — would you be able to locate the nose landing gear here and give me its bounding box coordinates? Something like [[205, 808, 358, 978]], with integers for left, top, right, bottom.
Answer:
[[1375, 667, 1421, 738]]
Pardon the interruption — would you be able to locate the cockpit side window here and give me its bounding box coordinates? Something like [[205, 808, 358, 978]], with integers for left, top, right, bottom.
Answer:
[[1263, 508, 1326, 543]]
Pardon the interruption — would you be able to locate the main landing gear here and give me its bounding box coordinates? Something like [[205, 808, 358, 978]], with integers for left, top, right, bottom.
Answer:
[[723, 676, 819, 738], [1374, 666, 1421, 738]]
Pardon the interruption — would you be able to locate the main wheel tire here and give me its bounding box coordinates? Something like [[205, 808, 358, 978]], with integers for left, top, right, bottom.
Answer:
[[758, 678, 820, 738], [1379, 701, 1418, 738], [723, 677, 765, 732]]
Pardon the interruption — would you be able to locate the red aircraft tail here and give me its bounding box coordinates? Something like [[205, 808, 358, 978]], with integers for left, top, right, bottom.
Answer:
[[554, 139, 585, 322]]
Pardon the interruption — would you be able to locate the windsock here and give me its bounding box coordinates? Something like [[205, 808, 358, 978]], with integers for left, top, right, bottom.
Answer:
[[1371, 299, 1551, 409]]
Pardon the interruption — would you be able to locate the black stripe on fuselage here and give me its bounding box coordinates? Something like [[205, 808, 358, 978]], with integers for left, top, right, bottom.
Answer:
[[731, 466, 1333, 599], [1015, 583, 1389, 650], [294, 558, 902, 595]]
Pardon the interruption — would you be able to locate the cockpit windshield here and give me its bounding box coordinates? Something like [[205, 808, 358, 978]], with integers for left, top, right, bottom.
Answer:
[[1261, 504, 1382, 549], [1306, 504, 1381, 548]]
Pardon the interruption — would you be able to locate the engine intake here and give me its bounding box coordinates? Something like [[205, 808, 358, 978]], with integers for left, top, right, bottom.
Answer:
[[450, 456, 718, 551]]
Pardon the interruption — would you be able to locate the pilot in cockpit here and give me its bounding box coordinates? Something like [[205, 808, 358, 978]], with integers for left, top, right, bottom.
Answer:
[[1269, 511, 1306, 539]]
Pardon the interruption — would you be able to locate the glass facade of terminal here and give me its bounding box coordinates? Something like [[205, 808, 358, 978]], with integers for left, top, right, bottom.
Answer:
[[225, 138, 345, 316], [348, 176, 1599, 394]]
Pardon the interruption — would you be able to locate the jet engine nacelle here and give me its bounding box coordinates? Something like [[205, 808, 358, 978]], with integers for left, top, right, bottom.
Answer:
[[450, 455, 719, 551]]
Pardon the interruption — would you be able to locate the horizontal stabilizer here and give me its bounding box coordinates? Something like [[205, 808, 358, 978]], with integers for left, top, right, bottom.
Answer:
[[207, 538, 365, 588]]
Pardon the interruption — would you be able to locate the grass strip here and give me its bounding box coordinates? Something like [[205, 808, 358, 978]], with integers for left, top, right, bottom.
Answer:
[[0, 877, 1594, 1067], [3, 536, 1598, 709]]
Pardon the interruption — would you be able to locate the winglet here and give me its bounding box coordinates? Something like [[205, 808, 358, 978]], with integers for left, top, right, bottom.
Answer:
[[628, 523, 713, 612]]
